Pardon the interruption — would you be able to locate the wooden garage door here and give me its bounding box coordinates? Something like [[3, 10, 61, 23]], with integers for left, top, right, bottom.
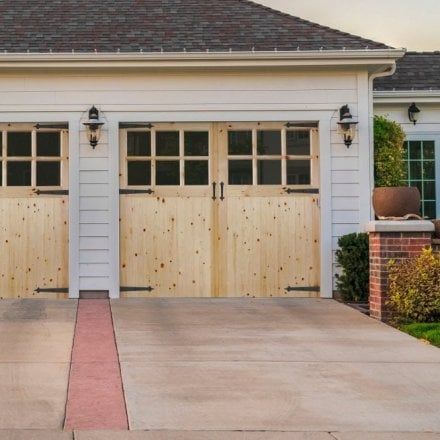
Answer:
[[120, 122, 320, 298], [216, 123, 320, 297], [0, 125, 69, 299], [120, 124, 216, 297]]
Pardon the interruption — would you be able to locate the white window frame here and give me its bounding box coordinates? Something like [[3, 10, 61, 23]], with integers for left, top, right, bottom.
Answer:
[[404, 133, 440, 219]]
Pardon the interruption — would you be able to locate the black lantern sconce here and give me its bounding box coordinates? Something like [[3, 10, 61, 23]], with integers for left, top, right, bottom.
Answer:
[[337, 104, 358, 148], [408, 103, 420, 125], [83, 106, 105, 148]]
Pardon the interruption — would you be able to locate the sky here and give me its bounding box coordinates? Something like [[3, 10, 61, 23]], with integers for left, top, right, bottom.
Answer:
[[256, 0, 439, 51]]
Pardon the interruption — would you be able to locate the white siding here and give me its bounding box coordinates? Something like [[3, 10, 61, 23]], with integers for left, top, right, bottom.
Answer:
[[0, 69, 372, 297]]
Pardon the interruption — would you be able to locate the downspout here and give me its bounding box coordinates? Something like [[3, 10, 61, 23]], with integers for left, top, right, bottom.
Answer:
[[368, 63, 398, 218]]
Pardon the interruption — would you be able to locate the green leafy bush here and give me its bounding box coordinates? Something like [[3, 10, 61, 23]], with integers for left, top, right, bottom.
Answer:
[[374, 115, 407, 187], [388, 248, 440, 323], [335, 233, 370, 302]]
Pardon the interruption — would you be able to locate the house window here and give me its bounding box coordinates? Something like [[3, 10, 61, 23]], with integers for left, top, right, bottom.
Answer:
[[403, 140, 436, 219], [0, 130, 67, 188]]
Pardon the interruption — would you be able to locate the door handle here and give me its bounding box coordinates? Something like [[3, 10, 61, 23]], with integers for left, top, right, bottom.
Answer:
[[212, 182, 217, 200], [220, 182, 225, 201]]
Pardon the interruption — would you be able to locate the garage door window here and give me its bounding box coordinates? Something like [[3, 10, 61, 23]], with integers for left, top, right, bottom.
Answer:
[[228, 129, 315, 186], [0, 130, 66, 187], [126, 130, 210, 187]]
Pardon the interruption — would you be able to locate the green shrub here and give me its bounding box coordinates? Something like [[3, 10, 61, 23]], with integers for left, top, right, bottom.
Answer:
[[388, 248, 440, 323], [374, 115, 407, 187], [335, 233, 370, 302]]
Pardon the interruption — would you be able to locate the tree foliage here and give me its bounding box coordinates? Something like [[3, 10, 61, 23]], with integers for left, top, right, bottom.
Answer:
[[374, 115, 407, 187]]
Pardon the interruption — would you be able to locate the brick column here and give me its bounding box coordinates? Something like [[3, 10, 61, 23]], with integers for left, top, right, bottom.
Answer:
[[366, 221, 434, 322]]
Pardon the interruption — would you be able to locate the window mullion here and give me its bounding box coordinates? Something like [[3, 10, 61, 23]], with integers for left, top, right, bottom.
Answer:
[[31, 130, 37, 187], [2, 131, 6, 187]]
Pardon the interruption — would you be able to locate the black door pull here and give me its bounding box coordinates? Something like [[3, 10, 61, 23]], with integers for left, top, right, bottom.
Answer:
[[220, 182, 225, 201], [212, 182, 217, 200]]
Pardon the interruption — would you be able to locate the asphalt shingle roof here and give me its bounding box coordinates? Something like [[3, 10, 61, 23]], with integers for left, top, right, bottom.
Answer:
[[374, 52, 440, 91], [0, 0, 390, 53]]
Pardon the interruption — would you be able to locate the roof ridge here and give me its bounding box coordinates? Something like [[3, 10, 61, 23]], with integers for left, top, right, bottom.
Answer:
[[239, 0, 394, 49]]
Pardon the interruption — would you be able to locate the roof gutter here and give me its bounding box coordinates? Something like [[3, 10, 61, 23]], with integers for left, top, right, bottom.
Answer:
[[0, 49, 406, 71], [374, 89, 440, 104]]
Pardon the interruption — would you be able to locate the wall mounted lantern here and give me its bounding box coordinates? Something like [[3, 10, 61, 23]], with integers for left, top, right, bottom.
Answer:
[[408, 103, 420, 125], [83, 106, 105, 148], [337, 104, 358, 148]]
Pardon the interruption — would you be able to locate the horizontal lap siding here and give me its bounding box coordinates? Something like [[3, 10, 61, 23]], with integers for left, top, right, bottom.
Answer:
[[0, 71, 364, 295]]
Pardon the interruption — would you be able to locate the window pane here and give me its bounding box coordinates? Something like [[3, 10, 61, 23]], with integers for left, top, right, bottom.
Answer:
[[409, 161, 421, 180], [37, 132, 60, 156], [287, 131, 310, 155], [127, 161, 151, 186], [409, 141, 422, 160], [185, 160, 208, 185], [127, 132, 151, 156], [423, 201, 436, 219], [7, 132, 31, 157], [7, 161, 31, 186], [156, 161, 180, 185], [36, 162, 60, 186], [424, 181, 436, 200], [287, 160, 311, 185], [257, 160, 281, 185], [184, 132, 209, 156], [229, 160, 252, 185], [156, 132, 179, 156], [257, 131, 281, 155], [423, 161, 435, 179], [228, 131, 252, 155], [423, 141, 435, 160]]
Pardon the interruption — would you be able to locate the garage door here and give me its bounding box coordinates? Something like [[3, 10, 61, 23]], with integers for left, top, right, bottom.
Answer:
[[0, 125, 69, 299], [120, 122, 320, 298]]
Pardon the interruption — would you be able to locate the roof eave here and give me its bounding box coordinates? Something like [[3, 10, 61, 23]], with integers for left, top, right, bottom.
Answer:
[[0, 49, 405, 72], [374, 89, 440, 104]]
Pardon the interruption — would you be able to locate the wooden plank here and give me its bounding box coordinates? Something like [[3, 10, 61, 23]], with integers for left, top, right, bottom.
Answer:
[[120, 196, 213, 298], [0, 197, 68, 299]]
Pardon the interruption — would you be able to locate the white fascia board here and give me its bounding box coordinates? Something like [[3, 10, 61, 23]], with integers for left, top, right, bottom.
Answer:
[[374, 90, 440, 104], [0, 49, 405, 71]]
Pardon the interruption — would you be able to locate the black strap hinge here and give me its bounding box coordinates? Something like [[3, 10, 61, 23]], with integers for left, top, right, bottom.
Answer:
[[120, 189, 154, 195], [120, 286, 154, 292], [35, 287, 69, 294], [284, 188, 319, 194], [285, 286, 320, 293], [34, 189, 69, 195], [119, 123, 154, 129], [34, 123, 69, 130]]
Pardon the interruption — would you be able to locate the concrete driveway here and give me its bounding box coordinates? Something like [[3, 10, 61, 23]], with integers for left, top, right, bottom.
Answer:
[[0, 298, 439, 439], [112, 299, 440, 434]]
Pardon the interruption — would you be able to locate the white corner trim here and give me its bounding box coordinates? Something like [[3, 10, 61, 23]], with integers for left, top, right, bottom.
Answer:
[[68, 118, 80, 299], [365, 220, 434, 233], [107, 118, 121, 299], [319, 117, 333, 299]]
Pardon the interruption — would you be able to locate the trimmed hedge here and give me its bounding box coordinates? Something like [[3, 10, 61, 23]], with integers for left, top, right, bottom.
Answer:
[[335, 233, 370, 302]]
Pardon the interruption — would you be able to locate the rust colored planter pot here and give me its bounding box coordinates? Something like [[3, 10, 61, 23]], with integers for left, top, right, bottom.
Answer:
[[372, 186, 421, 219]]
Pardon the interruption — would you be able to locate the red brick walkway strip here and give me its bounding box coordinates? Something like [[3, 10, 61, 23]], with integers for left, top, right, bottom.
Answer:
[[64, 299, 128, 430]]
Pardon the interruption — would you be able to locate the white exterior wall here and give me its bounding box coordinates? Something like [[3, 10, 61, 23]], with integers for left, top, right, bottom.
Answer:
[[0, 69, 373, 298]]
